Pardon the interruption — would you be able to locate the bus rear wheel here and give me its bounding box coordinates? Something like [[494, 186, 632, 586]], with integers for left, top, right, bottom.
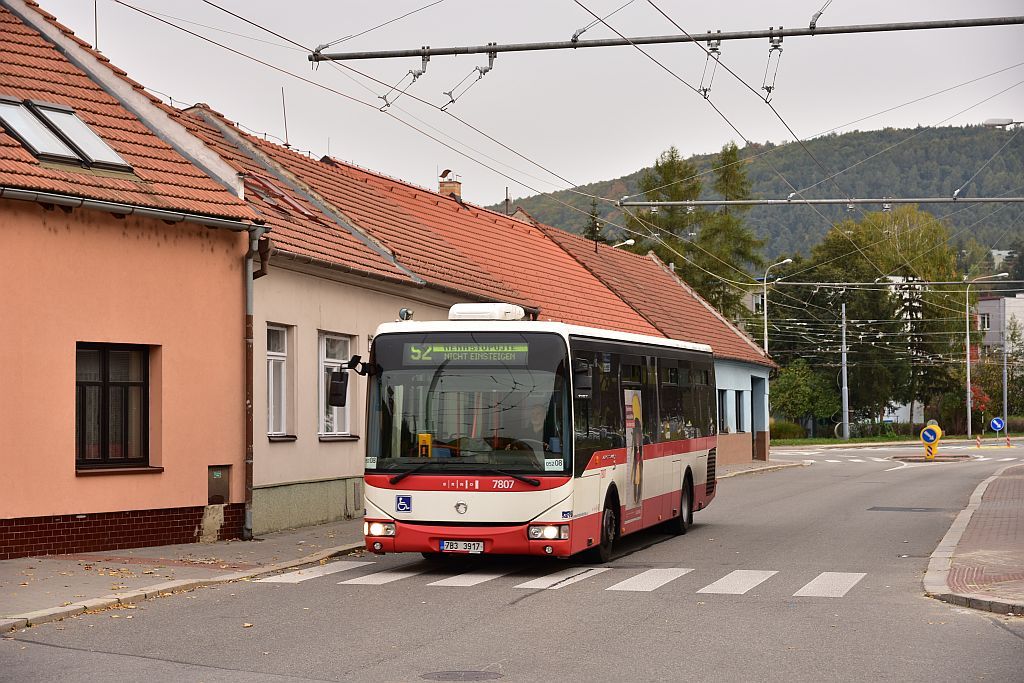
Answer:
[[666, 478, 693, 536]]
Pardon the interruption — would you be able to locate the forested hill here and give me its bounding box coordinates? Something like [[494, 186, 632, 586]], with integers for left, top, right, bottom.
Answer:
[[489, 126, 1023, 259]]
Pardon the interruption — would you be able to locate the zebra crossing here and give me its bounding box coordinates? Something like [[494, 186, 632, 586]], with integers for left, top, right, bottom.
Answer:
[[257, 560, 867, 598]]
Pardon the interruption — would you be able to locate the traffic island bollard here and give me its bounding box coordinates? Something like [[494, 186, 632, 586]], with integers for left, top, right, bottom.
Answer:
[[921, 423, 942, 462]]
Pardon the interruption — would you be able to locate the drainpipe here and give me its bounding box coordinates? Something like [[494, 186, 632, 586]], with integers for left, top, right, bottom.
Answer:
[[243, 226, 268, 540]]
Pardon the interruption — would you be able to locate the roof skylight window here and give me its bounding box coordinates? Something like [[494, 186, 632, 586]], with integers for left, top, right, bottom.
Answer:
[[34, 104, 129, 168], [0, 97, 131, 171], [0, 99, 78, 160]]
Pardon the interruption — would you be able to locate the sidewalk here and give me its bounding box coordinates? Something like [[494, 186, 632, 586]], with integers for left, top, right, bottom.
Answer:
[[1, 518, 366, 633], [0, 459, 802, 634], [924, 463, 1024, 616]]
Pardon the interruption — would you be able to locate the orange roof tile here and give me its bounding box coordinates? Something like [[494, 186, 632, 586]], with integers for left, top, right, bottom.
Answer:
[[347, 169, 661, 336], [176, 107, 412, 284], [542, 227, 774, 367], [0, 3, 253, 221]]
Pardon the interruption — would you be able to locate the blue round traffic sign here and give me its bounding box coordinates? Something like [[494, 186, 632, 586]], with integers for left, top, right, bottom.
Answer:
[[921, 427, 939, 444], [991, 417, 1005, 432]]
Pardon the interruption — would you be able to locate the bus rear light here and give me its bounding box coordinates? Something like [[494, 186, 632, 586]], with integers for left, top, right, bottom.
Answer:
[[528, 524, 569, 540], [365, 521, 396, 537]]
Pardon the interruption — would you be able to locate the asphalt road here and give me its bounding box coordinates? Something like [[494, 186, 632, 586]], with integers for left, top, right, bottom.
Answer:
[[3, 444, 1023, 682]]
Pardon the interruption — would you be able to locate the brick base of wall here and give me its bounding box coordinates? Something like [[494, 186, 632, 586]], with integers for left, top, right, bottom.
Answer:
[[0, 503, 245, 560]]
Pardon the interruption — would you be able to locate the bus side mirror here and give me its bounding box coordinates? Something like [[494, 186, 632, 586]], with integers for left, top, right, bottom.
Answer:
[[328, 371, 349, 407], [573, 360, 592, 401]]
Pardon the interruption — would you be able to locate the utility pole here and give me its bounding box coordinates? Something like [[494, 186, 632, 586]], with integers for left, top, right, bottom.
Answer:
[[841, 302, 850, 440], [310, 16, 1024, 63], [1003, 304, 1009, 431]]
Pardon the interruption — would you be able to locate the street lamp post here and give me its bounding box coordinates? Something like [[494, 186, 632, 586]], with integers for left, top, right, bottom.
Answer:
[[763, 258, 793, 354], [965, 272, 1008, 437], [611, 239, 635, 249]]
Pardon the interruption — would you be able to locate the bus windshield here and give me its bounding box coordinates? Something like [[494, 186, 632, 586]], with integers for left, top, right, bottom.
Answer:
[[366, 332, 570, 475]]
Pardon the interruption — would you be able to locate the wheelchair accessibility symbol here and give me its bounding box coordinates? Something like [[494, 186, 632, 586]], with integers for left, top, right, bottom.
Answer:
[[395, 495, 413, 513]]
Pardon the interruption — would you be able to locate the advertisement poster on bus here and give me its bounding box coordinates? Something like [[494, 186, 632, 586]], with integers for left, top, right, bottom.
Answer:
[[624, 389, 644, 520]]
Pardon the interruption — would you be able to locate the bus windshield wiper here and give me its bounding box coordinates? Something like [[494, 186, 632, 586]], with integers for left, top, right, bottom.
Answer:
[[389, 462, 436, 485], [481, 468, 541, 487]]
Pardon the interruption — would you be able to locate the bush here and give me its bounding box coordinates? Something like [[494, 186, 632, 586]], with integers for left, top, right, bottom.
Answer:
[[1008, 416, 1024, 433], [771, 420, 807, 439]]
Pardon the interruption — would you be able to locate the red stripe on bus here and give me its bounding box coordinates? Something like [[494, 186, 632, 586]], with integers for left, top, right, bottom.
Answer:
[[583, 436, 717, 471], [365, 473, 571, 492]]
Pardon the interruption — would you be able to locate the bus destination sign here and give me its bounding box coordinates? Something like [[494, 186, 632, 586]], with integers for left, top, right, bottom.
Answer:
[[404, 342, 529, 365]]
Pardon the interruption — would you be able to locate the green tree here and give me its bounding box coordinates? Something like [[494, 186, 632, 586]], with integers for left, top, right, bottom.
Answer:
[[769, 207, 963, 421], [770, 359, 841, 427]]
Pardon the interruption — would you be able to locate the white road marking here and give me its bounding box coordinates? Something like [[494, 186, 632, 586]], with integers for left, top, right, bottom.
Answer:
[[606, 568, 694, 592], [870, 457, 888, 462], [976, 457, 991, 461], [825, 459, 842, 463], [428, 569, 515, 587], [514, 567, 609, 590], [696, 570, 777, 595], [793, 572, 866, 598], [339, 566, 428, 585], [803, 459, 816, 464], [255, 561, 375, 583], [847, 459, 865, 463], [998, 457, 1018, 462]]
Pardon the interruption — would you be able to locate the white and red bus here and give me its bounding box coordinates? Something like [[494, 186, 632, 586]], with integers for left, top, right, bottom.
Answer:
[[335, 303, 718, 562]]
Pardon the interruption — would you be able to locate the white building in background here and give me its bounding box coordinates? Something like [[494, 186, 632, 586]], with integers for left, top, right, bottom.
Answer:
[[978, 294, 1024, 355]]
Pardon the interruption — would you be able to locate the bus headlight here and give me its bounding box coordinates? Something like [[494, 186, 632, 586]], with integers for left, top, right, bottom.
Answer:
[[365, 522, 396, 537], [528, 524, 569, 540]]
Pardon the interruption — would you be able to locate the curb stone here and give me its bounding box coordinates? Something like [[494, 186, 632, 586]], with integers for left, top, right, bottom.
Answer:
[[923, 462, 1024, 616], [718, 462, 807, 479], [1, 618, 28, 633], [1, 540, 365, 632]]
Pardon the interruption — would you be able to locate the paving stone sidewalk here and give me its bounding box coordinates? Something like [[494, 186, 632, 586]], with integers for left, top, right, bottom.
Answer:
[[0, 459, 800, 633], [925, 463, 1024, 616]]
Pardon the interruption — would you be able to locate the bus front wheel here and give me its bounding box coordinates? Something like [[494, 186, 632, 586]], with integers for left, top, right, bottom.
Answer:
[[593, 501, 617, 563]]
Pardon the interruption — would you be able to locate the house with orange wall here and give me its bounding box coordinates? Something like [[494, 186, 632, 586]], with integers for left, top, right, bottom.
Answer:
[[0, 0, 263, 559]]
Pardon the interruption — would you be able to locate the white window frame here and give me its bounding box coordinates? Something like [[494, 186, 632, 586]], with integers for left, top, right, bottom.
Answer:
[[979, 313, 991, 331], [267, 325, 288, 436], [319, 332, 352, 436]]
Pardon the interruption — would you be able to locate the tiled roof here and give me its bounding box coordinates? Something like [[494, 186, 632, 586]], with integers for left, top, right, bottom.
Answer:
[[177, 107, 412, 284], [346, 169, 662, 335], [0, 3, 253, 220], [253, 146, 523, 305], [542, 226, 774, 367]]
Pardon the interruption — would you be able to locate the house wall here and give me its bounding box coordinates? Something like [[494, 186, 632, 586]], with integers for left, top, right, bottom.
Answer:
[[714, 360, 772, 464], [0, 200, 247, 558], [251, 264, 451, 534]]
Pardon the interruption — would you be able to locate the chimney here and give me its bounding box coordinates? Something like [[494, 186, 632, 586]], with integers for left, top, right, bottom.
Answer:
[[438, 169, 461, 199]]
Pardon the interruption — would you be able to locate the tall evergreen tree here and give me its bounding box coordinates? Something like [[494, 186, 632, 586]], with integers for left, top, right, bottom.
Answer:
[[625, 143, 763, 319]]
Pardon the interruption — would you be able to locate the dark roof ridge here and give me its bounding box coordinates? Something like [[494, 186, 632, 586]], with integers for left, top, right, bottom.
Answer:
[[185, 106, 423, 286]]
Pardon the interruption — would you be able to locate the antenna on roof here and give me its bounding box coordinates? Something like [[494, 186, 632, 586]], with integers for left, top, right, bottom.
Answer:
[[281, 87, 291, 148], [93, 0, 99, 50]]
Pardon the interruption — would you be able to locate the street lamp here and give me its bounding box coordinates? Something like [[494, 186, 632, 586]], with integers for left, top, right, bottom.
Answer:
[[983, 117, 1022, 129], [965, 272, 1008, 437], [611, 239, 635, 248], [763, 258, 793, 354]]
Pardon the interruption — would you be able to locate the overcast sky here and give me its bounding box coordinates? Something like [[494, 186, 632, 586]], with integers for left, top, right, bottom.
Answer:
[[39, 1, 1024, 206]]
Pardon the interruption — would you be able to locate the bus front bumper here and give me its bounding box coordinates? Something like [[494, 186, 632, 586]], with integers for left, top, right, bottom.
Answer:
[[364, 520, 574, 557]]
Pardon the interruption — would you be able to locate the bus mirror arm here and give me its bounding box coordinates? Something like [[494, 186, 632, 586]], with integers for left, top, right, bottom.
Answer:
[[345, 355, 378, 377]]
